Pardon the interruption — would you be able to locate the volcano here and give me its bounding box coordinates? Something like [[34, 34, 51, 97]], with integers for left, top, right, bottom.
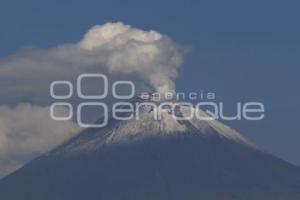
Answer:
[[0, 99, 300, 200]]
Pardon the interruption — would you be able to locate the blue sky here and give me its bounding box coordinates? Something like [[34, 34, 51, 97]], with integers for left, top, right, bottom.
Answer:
[[0, 0, 299, 166]]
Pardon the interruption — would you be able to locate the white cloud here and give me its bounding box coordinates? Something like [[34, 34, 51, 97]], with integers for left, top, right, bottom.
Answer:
[[0, 22, 184, 104], [0, 103, 81, 178]]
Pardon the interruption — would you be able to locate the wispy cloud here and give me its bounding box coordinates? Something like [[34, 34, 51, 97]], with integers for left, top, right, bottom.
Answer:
[[0, 104, 81, 178], [0, 22, 184, 105]]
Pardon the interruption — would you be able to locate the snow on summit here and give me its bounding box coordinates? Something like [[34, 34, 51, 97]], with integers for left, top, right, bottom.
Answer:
[[53, 99, 257, 155]]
